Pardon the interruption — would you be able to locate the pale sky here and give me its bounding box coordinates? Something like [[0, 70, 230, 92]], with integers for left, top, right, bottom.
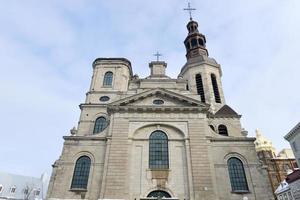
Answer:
[[0, 0, 299, 177]]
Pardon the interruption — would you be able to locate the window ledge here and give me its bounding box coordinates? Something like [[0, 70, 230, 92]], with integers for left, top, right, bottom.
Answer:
[[231, 190, 250, 194], [147, 168, 170, 171], [69, 188, 87, 192]]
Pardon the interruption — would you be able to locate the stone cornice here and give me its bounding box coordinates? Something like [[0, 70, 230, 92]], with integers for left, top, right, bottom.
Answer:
[[179, 56, 221, 76], [79, 103, 107, 109], [109, 88, 209, 107], [107, 105, 208, 113], [63, 136, 107, 141], [209, 137, 256, 142], [284, 122, 300, 141], [92, 57, 133, 76], [207, 113, 242, 119]]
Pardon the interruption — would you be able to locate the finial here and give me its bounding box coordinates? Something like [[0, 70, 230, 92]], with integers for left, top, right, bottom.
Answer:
[[153, 51, 162, 61], [70, 126, 77, 135], [183, 2, 196, 21], [255, 128, 262, 137]]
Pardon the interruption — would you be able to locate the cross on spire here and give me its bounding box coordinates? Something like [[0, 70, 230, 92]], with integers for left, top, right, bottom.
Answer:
[[153, 51, 162, 61], [183, 2, 196, 20]]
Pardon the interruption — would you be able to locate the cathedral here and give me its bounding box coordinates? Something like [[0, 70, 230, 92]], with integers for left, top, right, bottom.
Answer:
[[47, 13, 274, 200]]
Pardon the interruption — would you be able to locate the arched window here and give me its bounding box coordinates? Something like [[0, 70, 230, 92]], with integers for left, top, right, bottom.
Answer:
[[149, 131, 169, 169], [198, 38, 204, 46], [211, 74, 221, 103], [103, 72, 113, 86], [195, 74, 205, 103], [191, 38, 197, 47], [228, 157, 248, 192], [147, 190, 171, 198], [185, 42, 191, 50], [93, 117, 107, 134], [71, 156, 91, 189], [218, 125, 228, 136], [10, 186, 16, 193]]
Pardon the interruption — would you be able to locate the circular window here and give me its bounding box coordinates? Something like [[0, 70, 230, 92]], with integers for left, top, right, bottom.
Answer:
[[153, 99, 164, 105], [100, 96, 110, 102]]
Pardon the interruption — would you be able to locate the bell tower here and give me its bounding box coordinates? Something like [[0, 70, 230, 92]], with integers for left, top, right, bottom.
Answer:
[[179, 3, 225, 111]]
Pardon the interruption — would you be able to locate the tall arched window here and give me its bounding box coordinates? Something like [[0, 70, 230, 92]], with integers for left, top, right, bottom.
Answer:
[[103, 72, 113, 86], [211, 74, 221, 103], [228, 157, 248, 192], [218, 124, 228, 136], [71, 156, 91, 189], [93, 117, 107, 134], [149, 131, 169, 169], [196, 74, 205, 103], [147, 190, 171, 198]]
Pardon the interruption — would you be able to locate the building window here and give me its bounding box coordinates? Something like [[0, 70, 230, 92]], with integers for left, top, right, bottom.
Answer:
[[195, 74, 205, 103], [218, 124, 228, 136], [153, 99, 164, 105], [191, 38, 197, 47], [35, 189, 41, 196], [93, 117, 107, 134], [292, 141, 298, 152], [228, 157, 249, 192], [149, 130, 169, 169], [211, 74, 221, 103], [103, 71, 113, 86], [0, 185, 3, 193], [24, 188, 29, 195], [279, 195, 283, 200], [198, 38, 204, 46], [10, 186, 16, 193], [288, 191, 293, 199], [71, 156, 91, 189], [99, 96, 110, 102], [185, 42, 191, 50], [147, 190, 171, 198]]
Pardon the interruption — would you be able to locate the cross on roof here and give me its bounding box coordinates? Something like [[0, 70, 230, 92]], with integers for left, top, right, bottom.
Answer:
[[183, 2, 196, 20], [153, 51, 162, 61]]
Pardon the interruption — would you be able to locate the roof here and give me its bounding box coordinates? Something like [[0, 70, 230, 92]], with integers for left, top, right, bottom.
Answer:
[[284, 122, 300, 141], [274, 180, 290, 194], [0, 171, 48, 199], [92, 57, 133, 76], [214, 105, 241, 118], [286, 169, 300, 184]]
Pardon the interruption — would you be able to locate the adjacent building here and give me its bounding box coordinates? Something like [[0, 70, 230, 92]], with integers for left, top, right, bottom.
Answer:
[[275, 169, 300, 200], [285, 122, 300, 167], [254, 129, 298, 197], [0, 172, 48, 200], [47, 14, 274, 200]]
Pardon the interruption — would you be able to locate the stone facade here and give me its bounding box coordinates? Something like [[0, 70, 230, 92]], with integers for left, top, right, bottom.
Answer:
[[285, 122, 300, 167], [47, 18, 274, 200]]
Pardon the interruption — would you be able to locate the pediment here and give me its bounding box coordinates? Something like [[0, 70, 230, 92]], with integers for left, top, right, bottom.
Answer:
[[108, 88, 208, 112]]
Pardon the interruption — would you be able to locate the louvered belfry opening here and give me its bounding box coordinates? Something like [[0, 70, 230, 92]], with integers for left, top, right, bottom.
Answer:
[[195, 74, 205, 103], [211, 74, 221, 103]]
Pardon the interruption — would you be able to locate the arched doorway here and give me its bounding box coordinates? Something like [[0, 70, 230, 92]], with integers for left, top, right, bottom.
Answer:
[[147, 190, 171, 198]]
